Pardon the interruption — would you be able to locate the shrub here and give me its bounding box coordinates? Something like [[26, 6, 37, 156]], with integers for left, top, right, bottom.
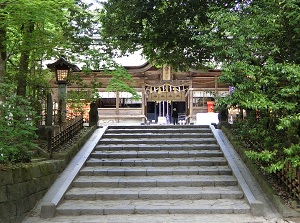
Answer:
[[0, 88, 37, 164]]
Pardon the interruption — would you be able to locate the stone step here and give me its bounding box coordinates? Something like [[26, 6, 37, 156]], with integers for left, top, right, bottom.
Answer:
[[98, 138, 217, 145], [106, 129, 213, 134], [79, 166, 232, 176], [106, 125, 210, 130], [36, 214, 267, 223], [56, 199, 250, 215], [72, 175, 238, 187], [65, 186, 244, 200], [51, 125, 253, 220], [90, 150, 223, 159], [102, 132, 214, 139], [85, 157, 227, 167], [95, 144, 220, 151]]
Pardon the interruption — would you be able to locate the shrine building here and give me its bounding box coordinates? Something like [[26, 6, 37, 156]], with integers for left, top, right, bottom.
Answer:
[[50, 61, 229, 125]]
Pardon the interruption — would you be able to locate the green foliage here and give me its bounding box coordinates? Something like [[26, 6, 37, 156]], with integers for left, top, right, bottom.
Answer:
[[99, 0, 300, 173], [67, 67, 102, 116], [245, 150, 278, 164], [105, 65, 140, 100], [0, 0, 116, 164], [218, 61, 300, 172], [214, 0, 300, 173], [99, 0, 238, 69], [0, 0, 96, 116], [284, 144, 300, 168], [66, 57, 140, 116], [0, 83, 37, 164]]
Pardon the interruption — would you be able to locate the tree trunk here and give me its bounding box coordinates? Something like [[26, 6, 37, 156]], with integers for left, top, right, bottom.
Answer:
[[0, 57, 5, 83], [16, 22, 34, 97], [16, 53, 30, 97], [0, 3, 7, 103], [0, 58, 5, 104]]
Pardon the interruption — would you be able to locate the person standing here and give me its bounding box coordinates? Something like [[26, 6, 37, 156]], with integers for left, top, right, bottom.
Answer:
[[172, 108, 178, 125]]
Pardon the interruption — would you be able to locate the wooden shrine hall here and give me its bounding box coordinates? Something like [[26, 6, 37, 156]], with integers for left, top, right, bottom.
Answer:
[[50, 62, 229, 125]]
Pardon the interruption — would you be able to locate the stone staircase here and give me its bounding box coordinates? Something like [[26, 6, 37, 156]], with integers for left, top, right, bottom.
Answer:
[[56, 125, 251, 216]]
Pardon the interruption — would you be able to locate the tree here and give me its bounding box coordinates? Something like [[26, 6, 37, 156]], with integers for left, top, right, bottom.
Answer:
[[212, 0, 300, 172], [99, 0, 238, 69], [0, 0, 141, 163], [3, 0, 96, 96], [0, 1, 7, 103], [0, 0, 102, 163]]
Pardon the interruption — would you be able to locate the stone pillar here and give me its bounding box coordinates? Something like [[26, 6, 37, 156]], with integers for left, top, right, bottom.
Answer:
[[89, 102, 98, 127], [58, 83, 67, 124]]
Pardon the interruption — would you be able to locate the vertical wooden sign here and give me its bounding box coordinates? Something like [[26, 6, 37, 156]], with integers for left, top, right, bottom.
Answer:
[[162, 65, 171, 81]]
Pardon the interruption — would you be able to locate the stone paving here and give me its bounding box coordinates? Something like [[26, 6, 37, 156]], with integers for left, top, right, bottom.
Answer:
[[22, 125, 299, 223]]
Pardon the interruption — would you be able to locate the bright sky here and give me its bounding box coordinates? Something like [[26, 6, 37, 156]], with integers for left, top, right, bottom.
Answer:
[[114, 51, 147, 66], [83, 0, 147, 66]]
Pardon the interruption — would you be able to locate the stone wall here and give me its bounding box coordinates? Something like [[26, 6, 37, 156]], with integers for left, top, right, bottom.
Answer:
[[0, 126, 97, 223], [0, 160, 65, 223]]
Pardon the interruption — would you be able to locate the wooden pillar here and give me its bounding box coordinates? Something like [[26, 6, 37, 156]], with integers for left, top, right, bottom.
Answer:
[[46, 93, 53, 126], [116, 91, 119, 122], [189, 74, 193, 124], [214, 76, 218, 100], [214, 76, 218, 92], [142, 89, 146, 123]]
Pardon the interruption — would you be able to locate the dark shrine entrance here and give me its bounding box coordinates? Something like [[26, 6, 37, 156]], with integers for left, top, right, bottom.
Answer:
[[145, 84, 188, 124], [146, 101, 186, 124]]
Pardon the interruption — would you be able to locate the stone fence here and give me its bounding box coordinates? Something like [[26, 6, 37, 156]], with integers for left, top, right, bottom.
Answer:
[[0, 125, 96, 223], [0, 160, 64, 223]]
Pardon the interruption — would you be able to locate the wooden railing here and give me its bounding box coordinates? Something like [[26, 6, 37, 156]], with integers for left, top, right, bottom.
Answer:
[[277, 162, 300, 201], [225, 124, 300, 203], [48, 115, 84, 156], [246, 139, 300, 202]]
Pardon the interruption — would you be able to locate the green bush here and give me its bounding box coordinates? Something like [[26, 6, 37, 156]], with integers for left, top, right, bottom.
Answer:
[[0, 87, 37, 164]]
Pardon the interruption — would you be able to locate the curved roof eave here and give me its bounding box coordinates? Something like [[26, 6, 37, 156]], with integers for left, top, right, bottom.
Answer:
[[123, 61, 154, 72]]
